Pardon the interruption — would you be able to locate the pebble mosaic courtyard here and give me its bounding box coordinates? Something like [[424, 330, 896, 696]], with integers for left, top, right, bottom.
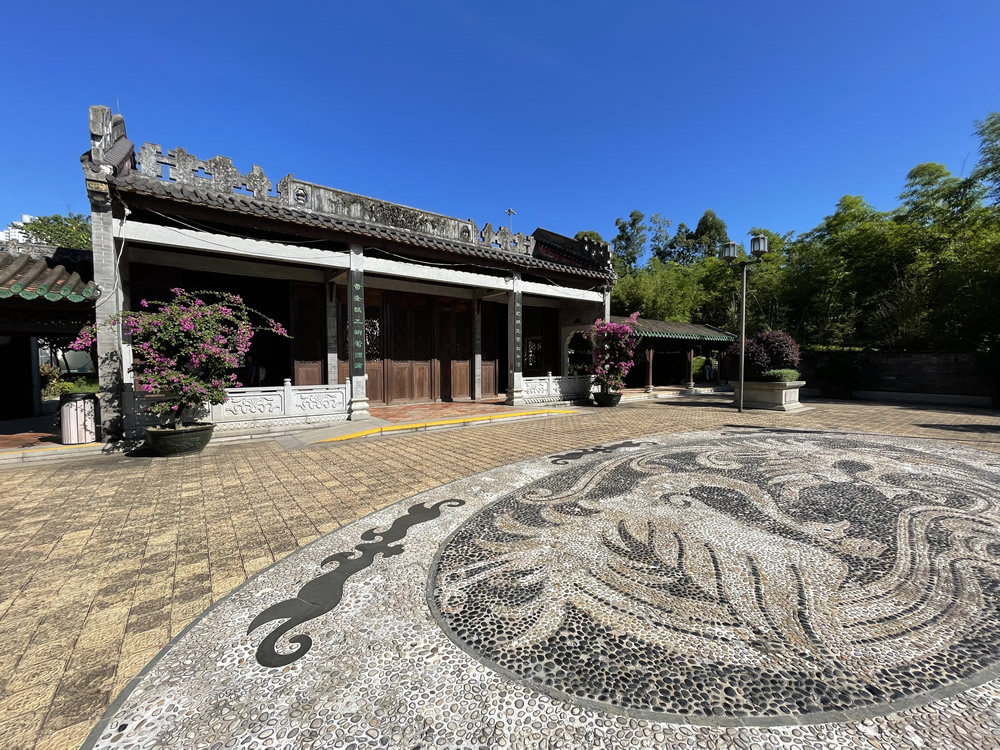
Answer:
[[3, 397, 1000, 749]]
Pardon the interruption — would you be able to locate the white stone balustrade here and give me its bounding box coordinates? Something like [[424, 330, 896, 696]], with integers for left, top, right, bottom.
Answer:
[[136, 379, 350, 433], [521, 373, 597, 404]]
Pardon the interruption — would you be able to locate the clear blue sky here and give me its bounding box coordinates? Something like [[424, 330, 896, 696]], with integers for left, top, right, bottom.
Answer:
[[4, 1, 998, 246]]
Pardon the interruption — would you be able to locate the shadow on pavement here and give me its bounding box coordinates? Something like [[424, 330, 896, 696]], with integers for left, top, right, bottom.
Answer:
[[913, 423, 1000, 434]]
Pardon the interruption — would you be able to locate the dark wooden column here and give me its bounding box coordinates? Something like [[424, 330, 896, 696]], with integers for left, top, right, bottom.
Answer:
[[348, 244, 369, 419], [645, 347, 654, 393]]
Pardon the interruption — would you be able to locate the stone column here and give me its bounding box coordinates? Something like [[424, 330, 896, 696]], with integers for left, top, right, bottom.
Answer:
[[602, 285, 611, 321], [87, 176, 124, 439], [645, 348, 654, 393], [347, 244, 369, 420], [686, 348, 695, 389], [505, 272, 524, 405], [326, 279, 338, 385], [473, 295, 483, 400]]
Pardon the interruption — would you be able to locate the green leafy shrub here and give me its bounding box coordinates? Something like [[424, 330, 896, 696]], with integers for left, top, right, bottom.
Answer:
[[759, 368, 800, 382]]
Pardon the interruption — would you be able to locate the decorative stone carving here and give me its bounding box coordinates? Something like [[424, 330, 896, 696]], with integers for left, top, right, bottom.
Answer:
[[295, 390, 347, 414], [522, 379, 549, 397], [521, 375, 595, 403], [134, 142, 598, 265], [136, 143, 273, 198], [222, 394, 282, 417], [479, 223, 537, 255]]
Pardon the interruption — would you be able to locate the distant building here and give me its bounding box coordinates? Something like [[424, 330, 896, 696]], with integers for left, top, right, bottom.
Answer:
[[3, 215, 37, 245]]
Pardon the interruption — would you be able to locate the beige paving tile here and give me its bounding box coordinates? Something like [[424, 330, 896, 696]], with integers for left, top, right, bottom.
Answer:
[[1, 398, 999, 749]]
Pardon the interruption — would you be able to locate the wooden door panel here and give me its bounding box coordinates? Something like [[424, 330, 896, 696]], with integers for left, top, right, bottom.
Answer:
[[413, 362, 431, 401], [481, 361, 497, 397], [391, 361, 412, 402], [451, 361, 470, 399], [295, 361, 323, 386], [366, 362, 383, 403]]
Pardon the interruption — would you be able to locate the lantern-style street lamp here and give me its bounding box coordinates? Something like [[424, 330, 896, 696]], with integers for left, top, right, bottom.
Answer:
[[723, 235, 769, 413]]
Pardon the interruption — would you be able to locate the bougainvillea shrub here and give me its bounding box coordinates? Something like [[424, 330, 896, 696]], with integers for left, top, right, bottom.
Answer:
[[71, 289, 288, 425], [587, 312, 640, 392]]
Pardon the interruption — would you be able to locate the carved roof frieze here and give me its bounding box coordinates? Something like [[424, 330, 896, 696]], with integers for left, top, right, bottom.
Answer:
[[130, 141, 611, 275]]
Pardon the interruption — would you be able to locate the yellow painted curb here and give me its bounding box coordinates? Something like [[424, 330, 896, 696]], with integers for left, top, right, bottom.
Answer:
[[311, 409, 577, 444], [2, 441, 102, 454]]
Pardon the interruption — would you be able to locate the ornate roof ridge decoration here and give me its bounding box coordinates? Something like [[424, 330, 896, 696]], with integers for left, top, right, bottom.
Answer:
[[133, 144, 547, 258], [82, 105, 612, 276]]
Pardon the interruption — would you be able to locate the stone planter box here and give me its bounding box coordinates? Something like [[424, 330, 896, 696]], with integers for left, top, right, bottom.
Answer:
[[733, 380, 808, 412]]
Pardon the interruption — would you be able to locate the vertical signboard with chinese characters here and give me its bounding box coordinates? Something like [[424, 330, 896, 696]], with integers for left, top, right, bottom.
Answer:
[[507, 278, 523, 397], [349, 264, 366, 378], [512, 290, 523, 374]]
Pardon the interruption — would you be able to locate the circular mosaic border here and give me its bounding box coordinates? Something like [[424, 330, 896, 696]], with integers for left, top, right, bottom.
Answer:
[[426, 432, 1000, 726]]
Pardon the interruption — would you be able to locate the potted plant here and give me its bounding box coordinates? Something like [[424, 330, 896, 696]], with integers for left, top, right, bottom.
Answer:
[[731, 330, 808, 411], [71, 288, 288, 455], [589, 312, 639, 407]]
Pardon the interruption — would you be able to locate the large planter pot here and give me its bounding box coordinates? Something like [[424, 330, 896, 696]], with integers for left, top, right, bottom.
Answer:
[[733, 380, 808, 412], [593, 391, 623, 407], [145, 422, 215, 456]]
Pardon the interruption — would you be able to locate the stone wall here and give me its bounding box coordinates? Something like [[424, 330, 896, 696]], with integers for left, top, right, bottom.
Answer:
[[799, 350, 996, 402]]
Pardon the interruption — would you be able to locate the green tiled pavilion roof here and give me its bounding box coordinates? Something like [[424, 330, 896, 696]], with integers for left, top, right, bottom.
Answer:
[[0, 250, 99, 302], [610, 316, 735, 342]]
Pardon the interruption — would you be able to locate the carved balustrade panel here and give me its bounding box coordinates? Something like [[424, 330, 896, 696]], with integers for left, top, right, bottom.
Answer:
[[292, 386, 349, 416]]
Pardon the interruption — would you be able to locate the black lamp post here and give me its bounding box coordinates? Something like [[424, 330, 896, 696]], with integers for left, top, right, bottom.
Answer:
[[722, 235, 769, 413]]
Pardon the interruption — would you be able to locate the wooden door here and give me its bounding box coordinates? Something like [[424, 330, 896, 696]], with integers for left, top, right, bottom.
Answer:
[[337, 289, 384, 402], [480, 302, 499, 397], [435, 299, 472, 400], [451, 301, 471, 399], [291, 283, 324, 385], [387, 295, 432, 403]]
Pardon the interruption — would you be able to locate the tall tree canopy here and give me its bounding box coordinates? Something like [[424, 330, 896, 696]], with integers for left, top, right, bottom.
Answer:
[[610, 210, 648, 275], [594, 111, 1000, 352]]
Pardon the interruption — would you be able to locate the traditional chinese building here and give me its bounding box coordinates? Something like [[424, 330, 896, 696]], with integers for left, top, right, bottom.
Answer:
[[81, 106, 615, 437]]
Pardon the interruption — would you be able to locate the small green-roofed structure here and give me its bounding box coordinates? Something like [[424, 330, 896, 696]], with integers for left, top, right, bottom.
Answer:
[[607, 316, 735, 389], [609, 316, 736, 343]]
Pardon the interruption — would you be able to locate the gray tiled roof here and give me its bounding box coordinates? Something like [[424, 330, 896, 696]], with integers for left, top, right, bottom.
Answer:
[[109, 173, 615, 281], [0, 250, 99, 302], [610, 316, 735, 342]]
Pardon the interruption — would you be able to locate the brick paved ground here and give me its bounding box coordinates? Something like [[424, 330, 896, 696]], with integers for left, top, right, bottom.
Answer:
[[368, 399, 509, 423], [1, 397, 999, 750]]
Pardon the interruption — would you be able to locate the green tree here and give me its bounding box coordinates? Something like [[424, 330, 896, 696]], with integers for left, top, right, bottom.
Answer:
[[658, 222, 697, 263], [972, 112, 1000, 204], [20, 213, 92, 249], [647, 213, 672, 263], [611, 258, 702, 321], [692, 209, 729, 258], [610, 210, 648, 275]]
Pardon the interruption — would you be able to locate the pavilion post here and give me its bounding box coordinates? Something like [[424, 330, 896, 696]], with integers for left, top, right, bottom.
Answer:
[[645, 347, 654, 393], [686, 348, 695, 389]]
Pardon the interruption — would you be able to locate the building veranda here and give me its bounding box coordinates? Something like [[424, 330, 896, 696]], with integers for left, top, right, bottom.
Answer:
[[81, 106, 616, 438]]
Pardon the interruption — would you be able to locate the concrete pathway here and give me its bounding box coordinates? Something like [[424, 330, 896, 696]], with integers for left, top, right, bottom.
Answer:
[[2, 398, 1000, 749]]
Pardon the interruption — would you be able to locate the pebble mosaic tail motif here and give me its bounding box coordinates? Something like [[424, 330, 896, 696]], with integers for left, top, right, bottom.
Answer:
[[249, 499, 465, 667], [429, 434, 1000, 724]]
